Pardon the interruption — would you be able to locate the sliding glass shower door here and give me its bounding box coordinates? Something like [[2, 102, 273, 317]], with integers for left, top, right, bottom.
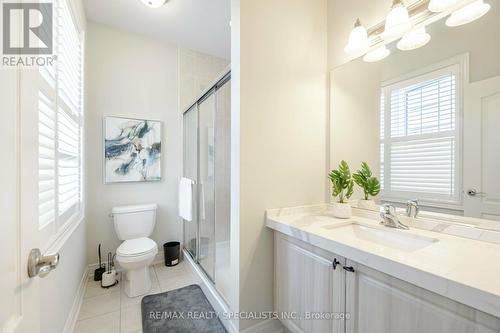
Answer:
[[182, 72, 231, 302]]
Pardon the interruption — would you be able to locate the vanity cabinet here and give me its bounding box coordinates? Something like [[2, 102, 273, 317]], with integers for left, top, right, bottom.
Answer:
[[274, 232, 500, 333], [274, 233, 346, 333], [344, 260, 500, 333]]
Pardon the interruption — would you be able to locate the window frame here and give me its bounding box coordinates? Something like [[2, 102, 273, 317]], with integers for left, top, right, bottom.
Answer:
[[380, 54, 468, 210]]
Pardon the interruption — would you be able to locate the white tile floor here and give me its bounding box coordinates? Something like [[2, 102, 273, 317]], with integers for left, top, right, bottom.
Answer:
[[74, 261, 197, 333]]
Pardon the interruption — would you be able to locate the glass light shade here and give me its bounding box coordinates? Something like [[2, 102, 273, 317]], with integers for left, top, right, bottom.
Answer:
[[397, 27, 431, 51], [363, 45, 391, 62], [140, 0, 168, 8], [383, 1, 412, 40], [446, 0, 491, 27], [344, 20, 369, 56], [428, 0, 462, 13]]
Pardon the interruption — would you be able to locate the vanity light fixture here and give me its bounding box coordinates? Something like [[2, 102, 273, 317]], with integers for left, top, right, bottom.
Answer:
[[428, 0, 462, 13], [397, 27, 431, 51], [446, 0, 491, 27], [139, 0, 168, 8], [363, 45, 391, 62], [343, 0, 491, 61], [344, 19, 370, 56], [383, 0, 413, 40]]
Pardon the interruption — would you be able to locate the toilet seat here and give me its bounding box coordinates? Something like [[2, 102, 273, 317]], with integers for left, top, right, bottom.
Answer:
[[117, 237, 157, 257]]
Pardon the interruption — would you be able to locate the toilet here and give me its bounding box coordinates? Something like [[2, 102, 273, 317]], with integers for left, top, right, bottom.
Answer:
[[112, 204, 158, 297]]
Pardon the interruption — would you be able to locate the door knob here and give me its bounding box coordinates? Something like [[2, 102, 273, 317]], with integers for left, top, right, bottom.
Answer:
[[467, 189, 485, 196], [27, 248, 60, 278]]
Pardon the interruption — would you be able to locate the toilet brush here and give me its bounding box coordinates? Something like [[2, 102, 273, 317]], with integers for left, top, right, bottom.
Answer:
[[101, 252, 118, 288], [94, 244, 106, 281]]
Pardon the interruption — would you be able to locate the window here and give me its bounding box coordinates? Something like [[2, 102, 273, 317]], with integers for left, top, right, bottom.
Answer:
[[38, 0, 83, 247], [380, 64, 461, 205]]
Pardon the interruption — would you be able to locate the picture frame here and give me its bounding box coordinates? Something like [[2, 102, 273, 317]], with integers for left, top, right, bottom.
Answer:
[[103, 116, 162, 183]]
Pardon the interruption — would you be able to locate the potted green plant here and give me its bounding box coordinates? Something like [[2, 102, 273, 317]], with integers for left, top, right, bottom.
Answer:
[[353, 162, 380, 210], [328, 160, 354, 218]]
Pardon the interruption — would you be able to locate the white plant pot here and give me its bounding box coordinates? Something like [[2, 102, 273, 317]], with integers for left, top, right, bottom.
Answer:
[[332, 202, 352, 219], [358, 199, 376, 210]]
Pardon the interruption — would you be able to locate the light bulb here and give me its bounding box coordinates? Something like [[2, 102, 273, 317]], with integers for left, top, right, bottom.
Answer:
[[383, 0, 412, 40], [397, 27, 431, 51], [344, 19, 370, 56], [140, 0, 168, 8], [428, 0, 462, 13], [363, 45, 391, 62], [446, 0, 491, 27]]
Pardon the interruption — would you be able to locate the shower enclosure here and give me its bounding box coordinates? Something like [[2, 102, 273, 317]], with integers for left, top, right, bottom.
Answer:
[[182, 70, 231, 303]]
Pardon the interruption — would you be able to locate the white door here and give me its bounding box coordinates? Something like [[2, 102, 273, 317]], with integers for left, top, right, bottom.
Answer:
[[463, 76, 500, 220], [0, 65, 42, 332], [275, 233, 345, 333]]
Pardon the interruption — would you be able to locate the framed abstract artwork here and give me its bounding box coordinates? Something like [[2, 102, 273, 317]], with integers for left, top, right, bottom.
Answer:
[[103, 116, 162, 183]]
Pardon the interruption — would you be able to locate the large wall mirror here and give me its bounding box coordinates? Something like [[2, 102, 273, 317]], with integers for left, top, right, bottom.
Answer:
[[330, 1, 500, 228]]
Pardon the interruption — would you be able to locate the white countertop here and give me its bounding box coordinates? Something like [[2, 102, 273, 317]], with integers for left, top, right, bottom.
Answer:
[[266, 204, 500, 319]]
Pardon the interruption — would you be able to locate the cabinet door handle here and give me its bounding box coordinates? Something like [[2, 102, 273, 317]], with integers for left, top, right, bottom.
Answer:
[[343, 266, 355, 273], [332, 258, 340, 270]]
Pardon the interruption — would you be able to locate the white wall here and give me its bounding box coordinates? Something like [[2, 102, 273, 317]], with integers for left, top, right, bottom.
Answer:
[[238, 0, 328, 330], [85, 22, 180, 263]]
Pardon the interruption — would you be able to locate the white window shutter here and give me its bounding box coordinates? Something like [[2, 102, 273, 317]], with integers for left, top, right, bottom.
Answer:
[[56, 0, 83, 225], [38, 0, 83, 241], [381, 66, 460, 204], [38, 87, 57, 228]]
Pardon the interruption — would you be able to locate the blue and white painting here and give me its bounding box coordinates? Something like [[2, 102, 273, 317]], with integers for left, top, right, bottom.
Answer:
[[104, 116, 161, 183]]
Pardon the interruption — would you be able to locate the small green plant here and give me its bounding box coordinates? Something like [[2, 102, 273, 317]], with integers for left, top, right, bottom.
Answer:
[[328, 160, 353, 203], [353, 162, 380, 200]]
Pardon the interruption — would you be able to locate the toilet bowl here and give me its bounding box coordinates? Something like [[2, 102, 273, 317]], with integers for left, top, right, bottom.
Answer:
[[112, 204, 158, 297], [116, 237, 158, 297]]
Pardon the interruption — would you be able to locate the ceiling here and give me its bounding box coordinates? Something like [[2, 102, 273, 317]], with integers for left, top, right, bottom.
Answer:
[[83, 0, 231, 60]]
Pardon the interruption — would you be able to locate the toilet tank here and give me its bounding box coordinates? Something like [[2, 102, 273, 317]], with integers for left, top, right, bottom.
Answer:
[[112, 204, 157, 240]]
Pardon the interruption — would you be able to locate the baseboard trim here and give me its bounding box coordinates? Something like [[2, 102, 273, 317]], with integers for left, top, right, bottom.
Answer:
[[241, 318, 286, 333], [62, 266, 89, 333]]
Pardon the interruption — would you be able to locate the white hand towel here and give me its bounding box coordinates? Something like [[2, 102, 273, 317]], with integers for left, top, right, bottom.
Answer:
[[179, 177, 194, 221]]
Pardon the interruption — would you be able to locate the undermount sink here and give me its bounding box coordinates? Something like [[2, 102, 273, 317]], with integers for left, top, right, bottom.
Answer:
[[322, 222, 438, 252]]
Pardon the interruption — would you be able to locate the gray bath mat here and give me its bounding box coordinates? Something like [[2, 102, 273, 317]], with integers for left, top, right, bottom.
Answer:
[[141, 284, 227, 333]]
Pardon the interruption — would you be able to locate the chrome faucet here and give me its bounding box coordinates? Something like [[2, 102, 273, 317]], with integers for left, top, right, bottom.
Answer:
[[406, 199, 419, 218], [380, 204, 409, 230]]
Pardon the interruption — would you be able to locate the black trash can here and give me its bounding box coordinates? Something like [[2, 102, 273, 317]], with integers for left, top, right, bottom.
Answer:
[[163, 241, 180, 266]]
